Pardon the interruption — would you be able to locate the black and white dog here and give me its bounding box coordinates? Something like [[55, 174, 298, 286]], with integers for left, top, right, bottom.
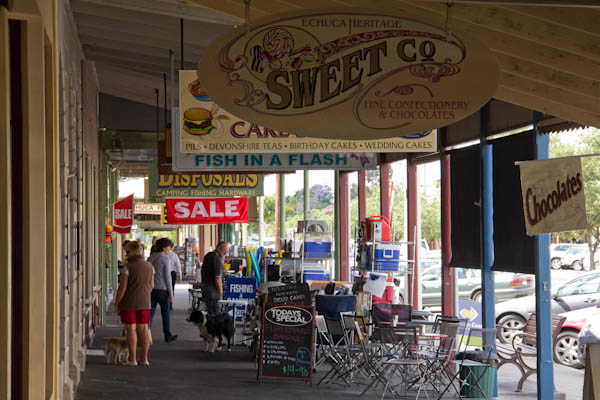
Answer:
[[187, 310, 235, 352]]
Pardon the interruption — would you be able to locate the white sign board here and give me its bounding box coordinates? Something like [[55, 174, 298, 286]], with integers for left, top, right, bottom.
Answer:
[[519, 157, 587, 236], [171, 108, 377, 171], [134, 202, 164, 215]]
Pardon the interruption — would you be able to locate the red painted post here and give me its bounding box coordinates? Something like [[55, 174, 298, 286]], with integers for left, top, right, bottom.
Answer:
[[199, 225, 205, 258], [275, 174, 281, 251], [358, 170, 366, 223], [380, 163, 391, 221], [441, 152, 455, 316], [407, 157, 420, 308], [339, 172, 349, 281]]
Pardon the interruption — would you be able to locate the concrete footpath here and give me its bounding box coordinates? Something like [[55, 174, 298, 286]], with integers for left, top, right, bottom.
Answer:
[[75, 284, 584, 400]]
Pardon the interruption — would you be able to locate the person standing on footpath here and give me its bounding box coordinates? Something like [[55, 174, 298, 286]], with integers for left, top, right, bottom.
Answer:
[[114, 241, 154, 365], [201, 241, 230, 314], [166, 243, 182, 310], [148, 238, 178, 342]]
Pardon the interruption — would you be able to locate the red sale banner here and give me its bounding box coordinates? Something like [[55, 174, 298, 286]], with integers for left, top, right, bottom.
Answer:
[[165, 197, 248, 225], [113, 194, 134, 234]]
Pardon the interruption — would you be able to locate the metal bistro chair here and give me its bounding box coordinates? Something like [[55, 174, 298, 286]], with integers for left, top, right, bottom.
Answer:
[[437, 327, 497, 399], [355, 322, 398, 398], [341, 312, 372, 345], [416, 318, 461, 396], [380, 325, 430, 400]]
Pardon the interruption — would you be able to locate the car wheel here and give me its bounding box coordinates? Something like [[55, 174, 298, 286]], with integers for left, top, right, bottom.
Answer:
[[572, 261, 583, 271], [471, 290, 482, 302], [397, 295, 405, 304], [497, 314, 526, 344], [551, 258, 562, 270], [554, 331, 585, 369]]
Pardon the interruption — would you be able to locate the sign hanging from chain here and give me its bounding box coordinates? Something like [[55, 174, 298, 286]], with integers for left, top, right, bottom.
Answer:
[[113, 194, 134, 234], [197, 7, 500, 140], [165, 197, 249, 225], [519, 157, 587, 236]]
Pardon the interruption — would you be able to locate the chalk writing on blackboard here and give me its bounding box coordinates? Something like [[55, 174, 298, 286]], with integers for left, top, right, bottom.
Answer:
[[259, 304, 314, 381]]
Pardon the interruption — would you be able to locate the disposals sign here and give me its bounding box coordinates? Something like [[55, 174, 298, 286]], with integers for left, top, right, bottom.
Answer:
[[113, 194, 134, 234], [197, 8, 499, 140], [165, 197, 248, 224], [519, 157, 587, 236]]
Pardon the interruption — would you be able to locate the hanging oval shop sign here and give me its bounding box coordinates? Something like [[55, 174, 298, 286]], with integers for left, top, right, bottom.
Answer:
[[197, 8, 500, 140]]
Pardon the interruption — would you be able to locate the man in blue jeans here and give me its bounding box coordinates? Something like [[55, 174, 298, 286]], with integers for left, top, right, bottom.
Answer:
[[148, 238, 178, 342]]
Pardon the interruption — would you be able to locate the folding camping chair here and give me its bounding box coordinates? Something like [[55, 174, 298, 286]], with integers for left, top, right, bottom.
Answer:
[[372, 303, 413, 327], [318, 317, 358, 386], [315, 315, 333, 369]]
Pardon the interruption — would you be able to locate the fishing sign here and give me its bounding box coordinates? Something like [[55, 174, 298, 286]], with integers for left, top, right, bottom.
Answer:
[[197, 7, 499, 140]]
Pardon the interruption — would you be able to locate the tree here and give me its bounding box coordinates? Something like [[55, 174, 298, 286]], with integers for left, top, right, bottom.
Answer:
[[263, 196, 276, 223], [310, 184, 334, 209], [350, 182, 359, 200], [421, 193, 441, 244], [550, 129, 600, 269]]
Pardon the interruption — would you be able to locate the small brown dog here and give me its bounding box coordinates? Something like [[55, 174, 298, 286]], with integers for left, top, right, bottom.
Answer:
[[105, 329, 129, 364]]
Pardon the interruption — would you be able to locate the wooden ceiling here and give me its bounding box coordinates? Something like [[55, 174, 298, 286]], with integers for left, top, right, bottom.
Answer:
[[70, 0, 241, 107], [185, 0, 600, 129], [70, 0, 600, 130]]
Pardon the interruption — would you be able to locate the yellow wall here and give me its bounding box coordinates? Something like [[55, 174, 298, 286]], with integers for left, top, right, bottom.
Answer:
[[0, 8, 13, 400], [1, 0, 60, 398]]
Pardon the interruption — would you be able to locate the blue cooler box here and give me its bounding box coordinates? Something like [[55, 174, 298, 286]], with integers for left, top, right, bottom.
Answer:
[[303, 265, 327, 281], [360, 243, 403, 272], [304, 241, 332, 258]]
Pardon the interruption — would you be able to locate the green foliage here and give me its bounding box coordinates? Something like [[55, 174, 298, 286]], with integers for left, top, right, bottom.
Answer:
[[549, 129, 600, 268], [264, 196, 276, 222], [421, 193, 441, 244]]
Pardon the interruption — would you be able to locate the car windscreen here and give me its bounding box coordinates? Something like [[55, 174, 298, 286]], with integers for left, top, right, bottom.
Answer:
[[557, 274, 600, 297]]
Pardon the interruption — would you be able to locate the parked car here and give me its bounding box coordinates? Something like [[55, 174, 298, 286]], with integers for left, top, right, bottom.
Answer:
[[554, 306, 600, 368], [551, 243, 574, 270], [395, 265, 534, 307], [496, 272, 600, 345], [560, 245, 598, 271], [580, 251, 600, 272], [578, 312, 600, 366]]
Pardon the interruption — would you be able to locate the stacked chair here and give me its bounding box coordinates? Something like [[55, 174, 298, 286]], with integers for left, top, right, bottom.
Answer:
[[315, 306, 496, 399]]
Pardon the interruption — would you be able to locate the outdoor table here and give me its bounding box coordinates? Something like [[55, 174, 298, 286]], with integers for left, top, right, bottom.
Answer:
[[218, 298, 249, 323], [218, 299, 249, 346]]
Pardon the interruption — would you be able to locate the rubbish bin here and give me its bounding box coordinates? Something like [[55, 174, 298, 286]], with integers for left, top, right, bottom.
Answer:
[[458, 351, 498, 399]]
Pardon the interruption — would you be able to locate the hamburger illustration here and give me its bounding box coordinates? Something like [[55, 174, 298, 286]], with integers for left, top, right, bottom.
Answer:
[[183, 107, 214, 135]]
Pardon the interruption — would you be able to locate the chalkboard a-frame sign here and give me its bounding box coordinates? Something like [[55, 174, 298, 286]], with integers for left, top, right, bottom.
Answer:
[[268, 283, 311, 306], [259, 304, 314, 382]]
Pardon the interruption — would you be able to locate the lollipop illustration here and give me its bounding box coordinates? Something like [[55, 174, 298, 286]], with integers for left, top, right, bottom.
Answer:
[[263, 28, 294, 60], [250, 27, 315, 74]]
